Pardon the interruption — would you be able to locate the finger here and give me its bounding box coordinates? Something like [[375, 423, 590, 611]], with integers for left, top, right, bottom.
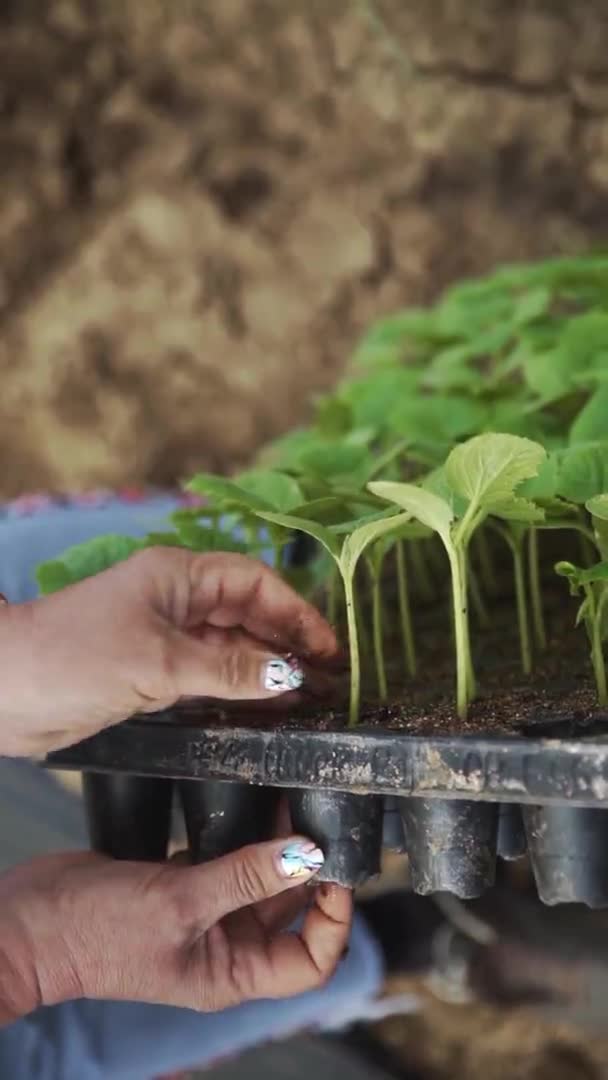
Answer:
[[183, 837, 326, 923], [182, 553, 338, 660], [255, 883, 312, 932], [168, 625, 310, 701], [247, 884, 353, 999]]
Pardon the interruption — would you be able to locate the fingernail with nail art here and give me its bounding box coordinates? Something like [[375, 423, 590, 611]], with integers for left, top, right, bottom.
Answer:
[[264, 656, 304, 693], [280, 841, 325, 878]]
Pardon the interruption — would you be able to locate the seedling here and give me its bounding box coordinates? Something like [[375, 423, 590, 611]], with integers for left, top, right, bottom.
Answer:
[[251, 507, 412, 726], [555, 560, 608, 705], [370, 434, 546, 717]]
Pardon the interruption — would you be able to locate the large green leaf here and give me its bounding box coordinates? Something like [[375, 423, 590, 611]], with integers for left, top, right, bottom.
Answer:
[[445, 434, 546, 509], [368, 481, 454, 546]]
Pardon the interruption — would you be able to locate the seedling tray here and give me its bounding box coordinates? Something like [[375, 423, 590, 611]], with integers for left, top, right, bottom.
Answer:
[[45, 704, 608, 906]]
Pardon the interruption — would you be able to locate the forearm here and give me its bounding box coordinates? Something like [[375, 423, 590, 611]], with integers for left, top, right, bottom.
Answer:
[[0, 600, 51, 758], [0, 919, 40, 1027]]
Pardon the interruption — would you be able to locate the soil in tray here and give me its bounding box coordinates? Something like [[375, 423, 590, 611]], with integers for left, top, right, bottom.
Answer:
[[175, 535, 608, 738]]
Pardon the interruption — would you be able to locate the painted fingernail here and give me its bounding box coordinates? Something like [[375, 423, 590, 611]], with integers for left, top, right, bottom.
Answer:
[[263, 656, 304, 693], [280, 840, 325, 878]]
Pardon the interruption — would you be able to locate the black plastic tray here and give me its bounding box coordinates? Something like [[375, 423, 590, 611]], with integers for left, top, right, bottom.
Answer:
[[45, 708, 608, 904]]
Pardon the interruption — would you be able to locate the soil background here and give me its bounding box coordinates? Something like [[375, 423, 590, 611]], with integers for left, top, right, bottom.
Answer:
[[4, 2, 608, 1077]]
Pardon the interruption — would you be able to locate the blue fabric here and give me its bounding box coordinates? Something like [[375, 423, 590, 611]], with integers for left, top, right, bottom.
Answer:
[[0, 499, 384, 1079]]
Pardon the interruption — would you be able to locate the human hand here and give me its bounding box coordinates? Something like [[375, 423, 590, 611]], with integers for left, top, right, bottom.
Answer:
[[0, 548, 338, 756], [0, 835, 351, 1026]]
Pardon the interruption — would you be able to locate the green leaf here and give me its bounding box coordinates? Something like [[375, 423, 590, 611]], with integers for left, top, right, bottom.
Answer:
[[35, 561, 73, 595], [353, 310, 438, 367], [295, 443, 373, 484], [388, 394, 488, 442], [341, 369, 422, 429], [235, 469, 303, 512], [253, 511, 342, 560], [486, 496, 545, 524], [569, 385, 608, 445], [368, 481, 454, 546], [314, 397, 353, 437], [257, 428, 320, 470], [36, 535, 144, 594], [340, 513, 411, 580], [445, 434, 546, 509], [510, 285, 551, 328], [586, 492, 608, 559], [145, 531, 186, 547], [587, 494, 608, 521], [186, 473, 268, 512], [556, 558, 608, 590], [555, 443, 608, 504], [173, 522, 249, 553]]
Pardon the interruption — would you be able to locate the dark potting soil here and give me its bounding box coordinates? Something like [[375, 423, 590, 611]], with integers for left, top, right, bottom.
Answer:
[[177, 581, 608, 739]]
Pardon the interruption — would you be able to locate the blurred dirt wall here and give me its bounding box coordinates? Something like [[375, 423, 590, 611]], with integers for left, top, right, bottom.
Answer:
[[3, 0, 608, 495]]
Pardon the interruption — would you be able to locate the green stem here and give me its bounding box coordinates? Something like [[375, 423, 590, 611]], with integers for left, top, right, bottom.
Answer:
[[528, 528, 547, 651], [489, 522, 532, 675], [590, 585, 608, 707], [468, 562, 490, 629], [475, 529, 498, 595], [370, 566, 388, 703], [343, 575, 361, 727], [539, 520, 596, 546], [355, 590, 371, 662], [410, 541, 434, 602], [460, 547, 476, 700], [396, 540, 416, 677], [448, 547, 470, 720], [327, 568, 338, 627], [513, 538, 532, 675], [578, 531, 597, 569]]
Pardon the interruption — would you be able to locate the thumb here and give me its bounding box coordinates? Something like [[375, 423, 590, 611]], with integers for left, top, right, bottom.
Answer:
[[185, 836, 326, 922], [168, 627, 305, 701]]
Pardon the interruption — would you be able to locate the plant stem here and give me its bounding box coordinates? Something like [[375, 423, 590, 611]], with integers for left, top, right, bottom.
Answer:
[[370, 566, 388, 703], [527, 528, 547, 651], [589, 585, 608, 707], [327, 567, 338, 627], [343, 575, 361, 727], [512, 537, 532, 676], [460, 547, 476, 701], [489, 522, 533, 676], [539, 520, 596, 546], [448, 547, 470, 720], [468, 562, 490, 628], [578, 531, 597, 569], [355, 589, 372, 661], [410, 541, 434, 602], [396, 540, 416, 677], [475, 529, 498, 595]]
